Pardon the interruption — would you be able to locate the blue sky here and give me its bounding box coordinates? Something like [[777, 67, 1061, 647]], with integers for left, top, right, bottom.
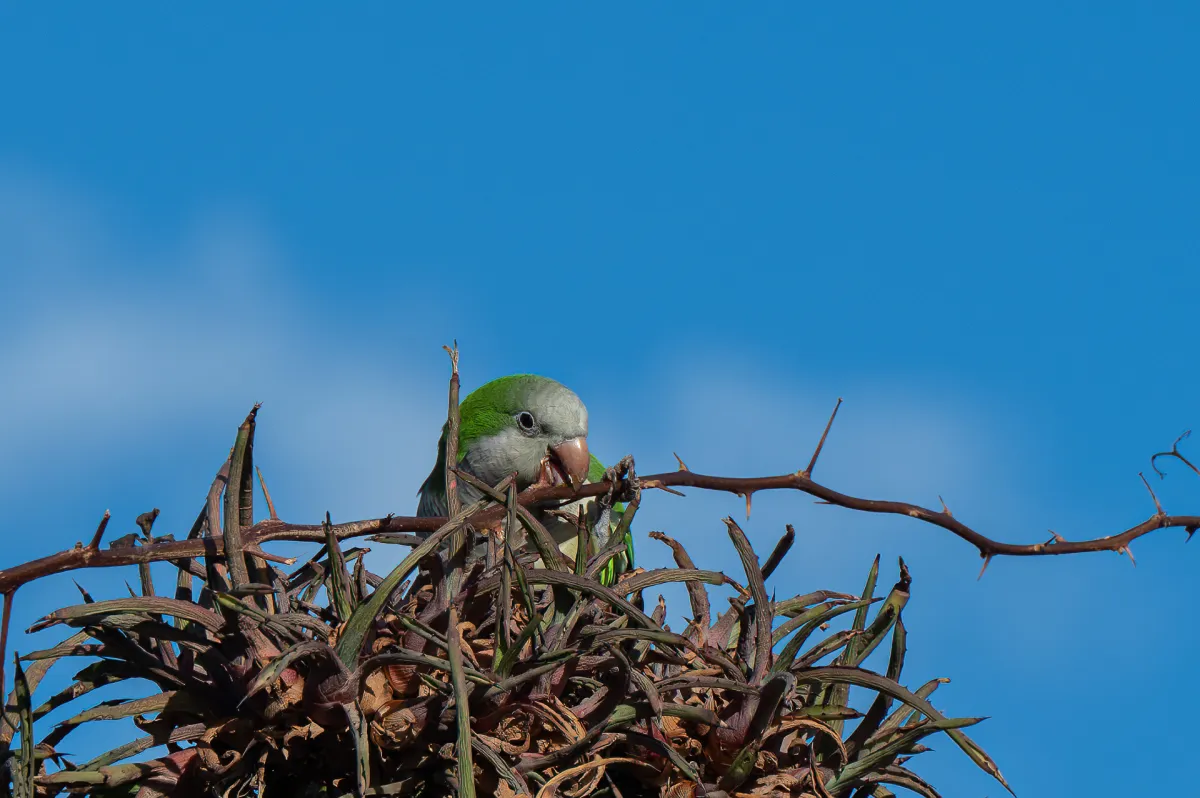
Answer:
[[2, 4, 1198, 794]]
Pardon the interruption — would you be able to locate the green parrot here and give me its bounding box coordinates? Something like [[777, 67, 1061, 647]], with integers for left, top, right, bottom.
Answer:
[[416, 374, 634, 585]]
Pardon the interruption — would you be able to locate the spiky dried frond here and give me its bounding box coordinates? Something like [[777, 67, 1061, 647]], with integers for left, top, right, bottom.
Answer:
[[0, 380, 1011, 798], [0, 416, 1007, 798]]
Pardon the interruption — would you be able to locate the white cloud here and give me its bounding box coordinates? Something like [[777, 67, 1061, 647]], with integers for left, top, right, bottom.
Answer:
[[0, 171, 448, 526]]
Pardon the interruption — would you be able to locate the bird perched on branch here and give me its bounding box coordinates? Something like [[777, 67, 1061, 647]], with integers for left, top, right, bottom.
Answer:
[[416, 374, 634, 585]]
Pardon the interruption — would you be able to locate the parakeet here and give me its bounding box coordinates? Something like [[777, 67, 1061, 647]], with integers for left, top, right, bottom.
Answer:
[[416, 374, 634, 585]]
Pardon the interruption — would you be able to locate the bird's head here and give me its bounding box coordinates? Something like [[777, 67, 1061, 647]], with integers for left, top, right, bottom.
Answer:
[[455, 374, 590, 490]]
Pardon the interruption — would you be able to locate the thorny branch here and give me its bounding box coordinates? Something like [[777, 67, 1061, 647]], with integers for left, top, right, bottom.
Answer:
[[3, 414, 1198, 598]]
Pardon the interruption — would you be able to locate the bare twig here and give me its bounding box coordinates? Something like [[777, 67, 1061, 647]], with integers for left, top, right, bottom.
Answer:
[[1151, 430, 1200, 479]]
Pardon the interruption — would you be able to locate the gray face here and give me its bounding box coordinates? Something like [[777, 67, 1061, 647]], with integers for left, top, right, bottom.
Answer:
[[459, 376, 588, 489]]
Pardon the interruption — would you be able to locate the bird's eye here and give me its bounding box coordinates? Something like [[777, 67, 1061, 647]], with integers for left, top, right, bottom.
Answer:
[[516, 411, 536, 431]]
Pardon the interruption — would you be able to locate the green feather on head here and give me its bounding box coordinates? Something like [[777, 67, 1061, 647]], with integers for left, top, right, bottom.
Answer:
[[416, 373, 634, 586]]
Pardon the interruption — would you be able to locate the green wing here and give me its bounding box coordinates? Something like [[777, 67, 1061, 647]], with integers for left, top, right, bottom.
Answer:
[[588, 454, 634, 586], [586, 454, 607, 485]]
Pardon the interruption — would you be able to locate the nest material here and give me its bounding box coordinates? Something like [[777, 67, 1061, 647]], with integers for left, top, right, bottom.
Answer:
[[0, 409, 1009, 798], [2, 512, 1008, 798]]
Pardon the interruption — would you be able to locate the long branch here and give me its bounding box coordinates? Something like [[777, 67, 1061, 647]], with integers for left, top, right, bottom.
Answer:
[[2, 468, 1196, 594]]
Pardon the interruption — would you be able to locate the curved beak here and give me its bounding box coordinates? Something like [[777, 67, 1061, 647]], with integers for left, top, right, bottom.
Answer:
[[548, 437, 590, 489]]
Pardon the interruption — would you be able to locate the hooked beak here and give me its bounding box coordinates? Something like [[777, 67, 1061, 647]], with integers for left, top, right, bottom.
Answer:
[[547, 437, 590, 489]]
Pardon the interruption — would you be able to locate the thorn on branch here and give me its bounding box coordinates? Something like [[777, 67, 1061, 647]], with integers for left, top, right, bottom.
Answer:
[[977, 553, 992, 581], [642, 479, 686, 497], [1139, 472, 1166, 517], [244, 547, 296, 566], [740, 491, 754, 520], [256, 467, 279, 521], [88, 511, 112, 550], [800, 397, 842, 479], [1118, 545, 1137, 567], [673, 452, 689, 472], [938, 496, 952, 517], [1044, 530, 1065, 545]]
